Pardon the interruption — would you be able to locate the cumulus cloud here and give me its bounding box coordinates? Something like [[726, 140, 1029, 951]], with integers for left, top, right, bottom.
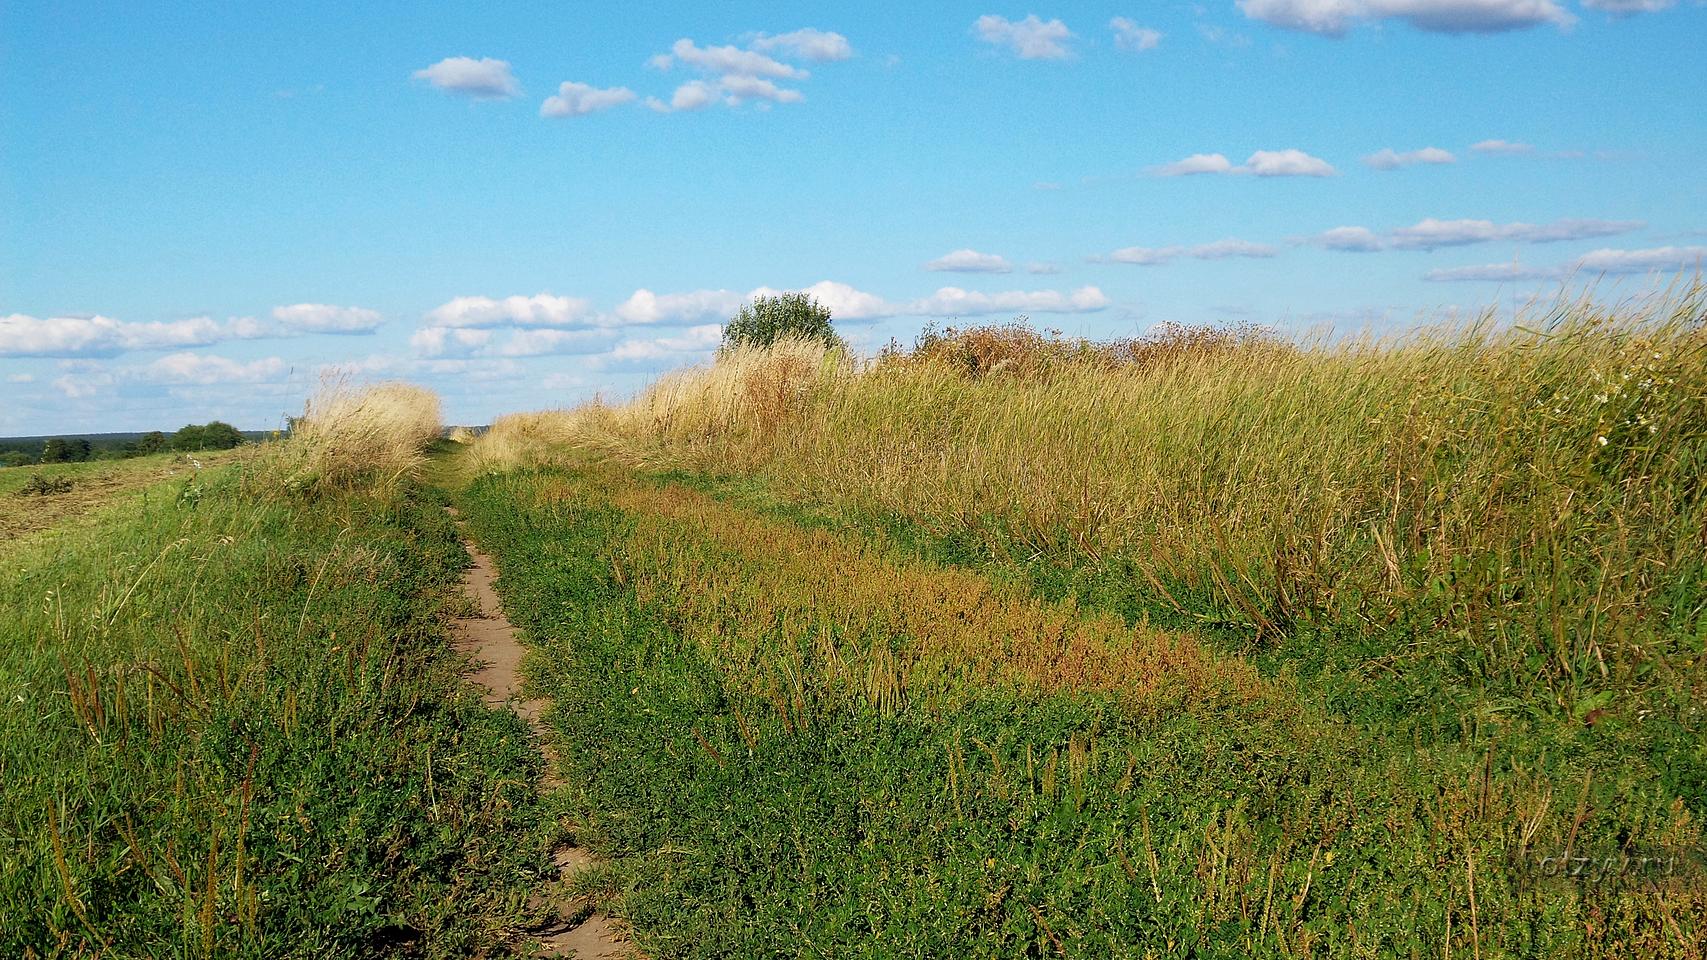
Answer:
[[1104, 239, 1279, 265], [644, 34, 833, 109], [410, 326, 493, 357], [613, 288, 746, 325], [1151, 153, 1234, 176], [540, 81, 637, 118], [144, 352, 289, 385], [1, 306, 375, 358], [1150, 149, 1335, 177], [1243, 149, 1337, 177], [925, 249, 1015, 273], [719, 74, 805, 105], [271, 303, 384, 334], [488, 329, 617, 358], [424, 293, 598, 329], [412, 57, 520, 99], [1363, 146, 1457, 170], [652, 38, 806, 79], [1470, 138, 1535, 154], [1237, 0, 1574, 36], [1424, 245, 1707, 282], [974, 14, 1075, 59], [1396, 217, 1641, 249], [604, 324, 725, 366], [750, 28, 854, 62], [1306, 216, 1645, 252], [1110, 17, 1163, 51], [907, 285, 1109, 316]]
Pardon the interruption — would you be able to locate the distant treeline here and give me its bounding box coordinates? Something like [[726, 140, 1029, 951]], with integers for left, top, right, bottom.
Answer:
[[0, 423, 269, 467]]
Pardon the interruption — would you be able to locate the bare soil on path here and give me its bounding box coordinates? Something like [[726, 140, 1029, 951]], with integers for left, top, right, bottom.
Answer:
[[446, 507, 631, 959]]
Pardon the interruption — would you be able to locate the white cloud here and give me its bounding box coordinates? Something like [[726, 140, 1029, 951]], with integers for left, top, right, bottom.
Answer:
[[1151, 152, 1234, 176], [906, 285, 1109, 316], [644, 36, 821, 110], [1470, 138, 1535, 154], [271, 303, 383, 334], [1, 305, 380, 358], [143, 352, 289, 385], [489, 329, 616, 358], [1581, 0, 1674, 13], [5, 373, 33, 384], [655, 80, 717, 111], [412, 57, 520, 99], [1110, 17, 1163, 51], [1026, 262, 1061, 274], [749, 280, 897, 320], [2, 314, 220, 357], [652, 38, 806, 79], [750, 28, 855, 62], [411, 326, 493, 357], [719, 74, 805, 105], [424, 293, 599, 329], [925, 249, 1015, 273], [1150, 149, 1334, 177], [1424, 245, 1707, 281], [613, 288, 746, 325], [1306, 217, 1643, 252], [1309, 226, 1387, 251], [1576, 245, 1707, 273], [1237, 0, 1574, 36], [1363, 146, 1457, 170], [1243, 149, 1337, 177], [540, 81, 638, 118], [605, 324, 725, 365], [1106, 239, 1279, 265], [1391, 217, 1643, 249], [974, 15, 1075, 59]]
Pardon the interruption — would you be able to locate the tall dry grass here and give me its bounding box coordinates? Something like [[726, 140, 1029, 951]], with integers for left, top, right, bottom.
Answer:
[[470, 285, 1707, 701], [263, 380, 444, 492]]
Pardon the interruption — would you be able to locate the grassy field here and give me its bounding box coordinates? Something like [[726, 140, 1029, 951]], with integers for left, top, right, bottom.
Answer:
[[0, 387, 558, 957], [452, 288, 1707, 956], [0, 450, 245, 543]]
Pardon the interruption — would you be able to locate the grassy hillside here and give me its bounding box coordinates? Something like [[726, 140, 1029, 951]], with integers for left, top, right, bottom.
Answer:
[[0, 385, 553, 957], [456, 287, 1707, 956]]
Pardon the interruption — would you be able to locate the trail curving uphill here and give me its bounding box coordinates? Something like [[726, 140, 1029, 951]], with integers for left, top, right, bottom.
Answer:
[[446, 506, 631, 959]]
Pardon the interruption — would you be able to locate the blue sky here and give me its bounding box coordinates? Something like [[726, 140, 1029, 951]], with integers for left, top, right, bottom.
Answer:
[[3, 0, 1704, 433]]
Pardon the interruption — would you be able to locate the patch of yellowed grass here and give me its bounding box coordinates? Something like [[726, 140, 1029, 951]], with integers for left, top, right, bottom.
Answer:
[[264, 381, 443, 492]]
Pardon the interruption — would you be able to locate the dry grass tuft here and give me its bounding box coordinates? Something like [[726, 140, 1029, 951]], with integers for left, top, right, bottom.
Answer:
[[262, 380, 443, 493]]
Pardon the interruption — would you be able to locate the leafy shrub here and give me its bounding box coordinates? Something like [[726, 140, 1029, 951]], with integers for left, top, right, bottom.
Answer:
[[17, 474, 74, 496], [723, 293, 842, 351]]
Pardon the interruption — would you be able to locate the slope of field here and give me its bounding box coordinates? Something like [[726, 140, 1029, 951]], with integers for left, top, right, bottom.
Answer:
[[0, 450, 244, 542], [453, 460, 1703, 957], [457, 290, 1707, 956], [0, 388, 559, 957]]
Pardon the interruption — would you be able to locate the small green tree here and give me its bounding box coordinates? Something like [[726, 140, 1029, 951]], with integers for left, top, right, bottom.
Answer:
[[200, 421, 244, 450], [722, 293, 841, 351], [136, 431, 168, 455], [172, 424, 208, 451], [40, 438, 73, 463]]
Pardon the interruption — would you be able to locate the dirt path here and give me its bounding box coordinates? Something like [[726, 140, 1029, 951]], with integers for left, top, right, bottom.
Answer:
[[446, 507, 630, 959]]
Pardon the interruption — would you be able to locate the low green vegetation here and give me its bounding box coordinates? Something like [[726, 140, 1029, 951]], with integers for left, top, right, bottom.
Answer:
[[0, 389, 556, 957], [452, 462, 1704, 957]]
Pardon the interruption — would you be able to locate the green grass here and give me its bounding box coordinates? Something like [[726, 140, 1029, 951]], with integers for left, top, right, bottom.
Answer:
[[0, 461, 555, 956], [453, 463, 1706, 958]]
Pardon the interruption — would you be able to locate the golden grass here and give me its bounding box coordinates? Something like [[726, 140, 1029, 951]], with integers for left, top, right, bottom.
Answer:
[[540, 470, 1276, 718], [469, 284, 1707, 703], [263, 381, 443, 492]]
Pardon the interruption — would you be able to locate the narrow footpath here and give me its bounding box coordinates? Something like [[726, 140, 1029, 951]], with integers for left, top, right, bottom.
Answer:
[[446, 506, 630, 959]]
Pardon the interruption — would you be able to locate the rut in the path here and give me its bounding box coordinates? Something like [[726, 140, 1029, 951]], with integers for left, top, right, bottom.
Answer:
[[447, 507, 630, 959]]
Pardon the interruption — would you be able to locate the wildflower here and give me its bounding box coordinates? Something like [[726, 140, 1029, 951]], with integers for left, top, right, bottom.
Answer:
[[1598, 436, 1609, 446]]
